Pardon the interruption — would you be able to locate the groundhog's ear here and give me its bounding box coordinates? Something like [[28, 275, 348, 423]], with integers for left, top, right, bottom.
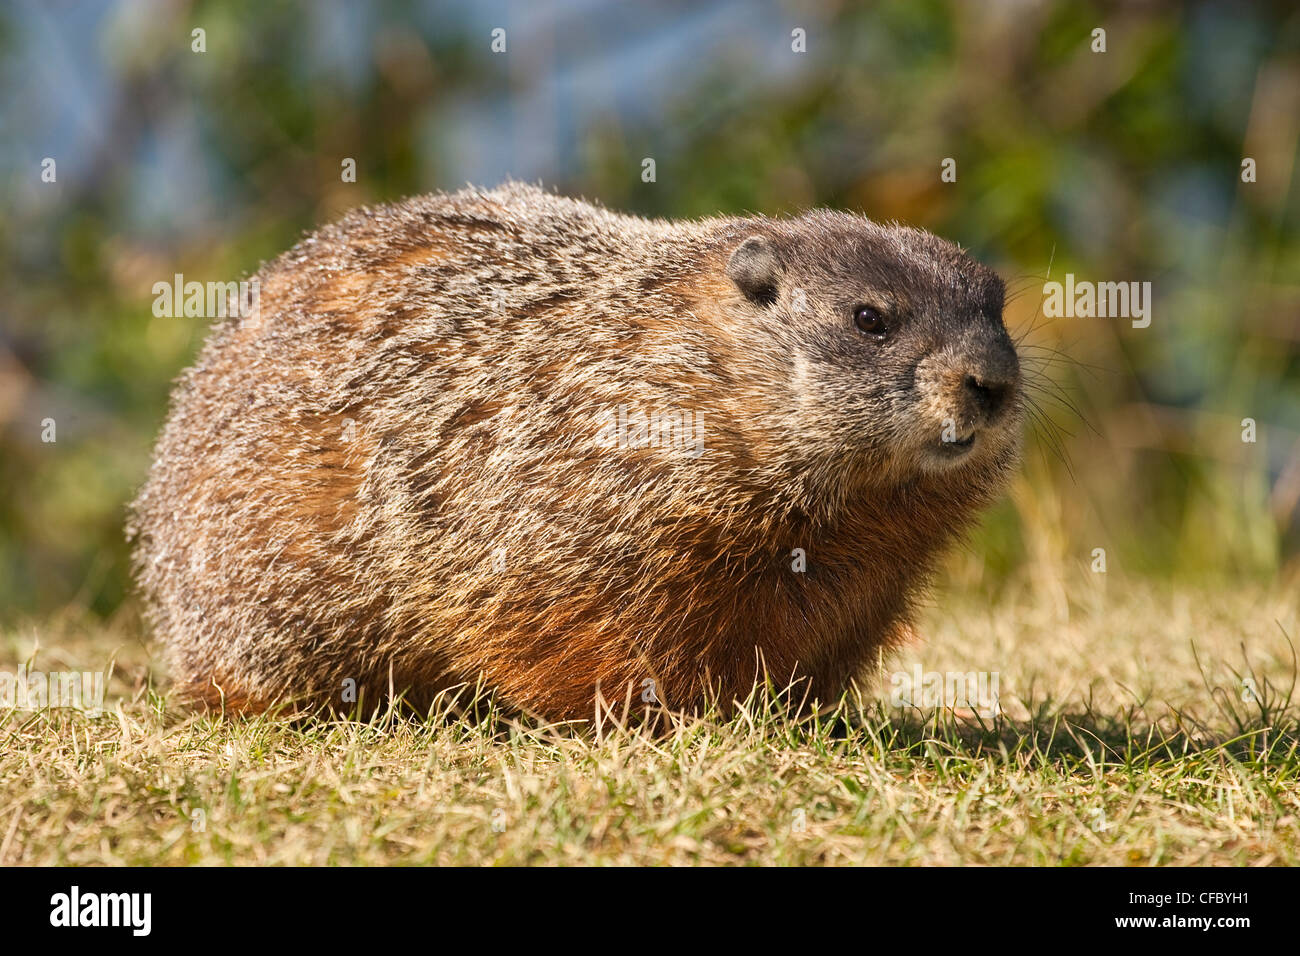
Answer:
[[726, 236, 781, 307]]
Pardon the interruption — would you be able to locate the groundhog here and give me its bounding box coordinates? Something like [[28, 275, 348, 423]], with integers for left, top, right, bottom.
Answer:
[[128, 181, 1022, 722]]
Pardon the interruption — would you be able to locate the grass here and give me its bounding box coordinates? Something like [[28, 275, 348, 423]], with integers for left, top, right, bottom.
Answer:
[[1, 575, 1297, 866]]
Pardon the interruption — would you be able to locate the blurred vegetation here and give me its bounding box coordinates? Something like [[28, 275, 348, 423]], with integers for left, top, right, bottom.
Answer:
[[0, 0, 1297, 624]]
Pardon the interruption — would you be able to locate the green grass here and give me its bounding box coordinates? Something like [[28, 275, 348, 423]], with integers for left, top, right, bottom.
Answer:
[[1, 577, 1297, 865]]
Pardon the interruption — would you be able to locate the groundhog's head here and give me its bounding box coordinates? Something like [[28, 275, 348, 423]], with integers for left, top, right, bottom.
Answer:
[[723, 211, 1022, 496]]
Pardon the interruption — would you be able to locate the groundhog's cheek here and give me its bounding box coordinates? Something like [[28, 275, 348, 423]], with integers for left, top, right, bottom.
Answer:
[[788, 351, 851, 440]]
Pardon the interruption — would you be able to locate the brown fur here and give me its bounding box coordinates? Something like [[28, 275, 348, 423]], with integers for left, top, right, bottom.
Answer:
[[128, 182, 1022, 722]]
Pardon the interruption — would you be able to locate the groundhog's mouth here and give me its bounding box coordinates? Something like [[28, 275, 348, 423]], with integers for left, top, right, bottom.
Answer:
[[925, 431, 978, 467], [938, 431, 976, 452]]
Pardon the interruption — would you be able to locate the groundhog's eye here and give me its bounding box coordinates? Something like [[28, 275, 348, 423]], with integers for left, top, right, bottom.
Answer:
[[853, 305, 888, 337]]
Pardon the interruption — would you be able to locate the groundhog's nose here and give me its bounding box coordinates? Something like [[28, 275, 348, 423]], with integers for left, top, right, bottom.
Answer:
[[960, 335, 1019, 424], [963, 373, 1014, 422]]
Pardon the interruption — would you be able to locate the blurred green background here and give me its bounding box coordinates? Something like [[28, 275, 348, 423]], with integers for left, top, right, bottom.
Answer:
[[1, 0, 1298, 626]]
